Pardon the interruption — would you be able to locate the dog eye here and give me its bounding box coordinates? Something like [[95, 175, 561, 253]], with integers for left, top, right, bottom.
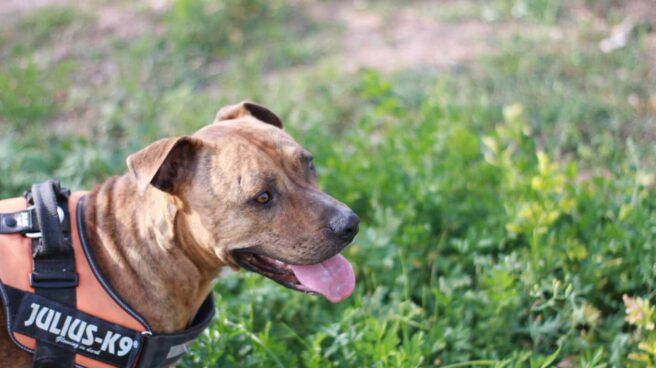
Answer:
[[254, 191, 272, 204], [307, 156, 316, 173]]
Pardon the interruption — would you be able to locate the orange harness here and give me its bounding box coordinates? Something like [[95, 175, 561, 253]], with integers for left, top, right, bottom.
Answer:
[[0, 182, 214, 368]]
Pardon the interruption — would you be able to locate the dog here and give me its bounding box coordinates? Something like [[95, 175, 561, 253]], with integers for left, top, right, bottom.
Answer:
[[0, 101, 359, 367]]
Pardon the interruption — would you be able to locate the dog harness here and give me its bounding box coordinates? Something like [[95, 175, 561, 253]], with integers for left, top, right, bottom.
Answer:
[[0, 181, 215, 368]]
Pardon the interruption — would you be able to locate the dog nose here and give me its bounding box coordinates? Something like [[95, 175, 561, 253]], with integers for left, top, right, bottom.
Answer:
[[329, 211, 360, 242]]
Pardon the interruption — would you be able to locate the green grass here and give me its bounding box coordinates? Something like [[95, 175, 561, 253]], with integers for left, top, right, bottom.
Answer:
[[1, 0, 656, 366], [481, 0, 563, 23], [17, 6, 79, 45]]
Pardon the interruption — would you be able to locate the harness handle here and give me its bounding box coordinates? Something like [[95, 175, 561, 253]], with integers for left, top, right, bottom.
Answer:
[[31, 181, 68, 258], [28, 180, 77, 368]]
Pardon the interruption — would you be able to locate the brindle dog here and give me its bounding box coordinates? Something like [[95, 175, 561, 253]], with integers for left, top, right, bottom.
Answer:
[[0, 102, 359, 366]]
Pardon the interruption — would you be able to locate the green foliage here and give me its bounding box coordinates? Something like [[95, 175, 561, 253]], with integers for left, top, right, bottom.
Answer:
[[1, 1, 656, 367], [476, 34, 652, 166]]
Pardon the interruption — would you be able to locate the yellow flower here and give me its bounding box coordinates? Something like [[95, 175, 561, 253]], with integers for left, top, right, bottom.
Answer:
[[531, 177, 544, 191]]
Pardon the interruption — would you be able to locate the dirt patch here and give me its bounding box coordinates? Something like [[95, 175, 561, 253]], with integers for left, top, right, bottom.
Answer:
[[307, 2, 554, 72], [95, 5, 155, 40], [610, 0, 656, 25], [0, 0, 71, 17], [340, 8, 496, 71], [648, 34, 656, 78]]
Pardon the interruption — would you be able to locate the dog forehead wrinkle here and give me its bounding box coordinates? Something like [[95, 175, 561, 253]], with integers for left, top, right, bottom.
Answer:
[[202, 124, 306, 176], [243, 172, 276, 187], [220, 141, 293, 191]]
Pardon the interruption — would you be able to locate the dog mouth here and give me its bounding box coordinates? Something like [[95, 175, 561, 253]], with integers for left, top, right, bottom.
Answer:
[[231, 250, 355, 303]]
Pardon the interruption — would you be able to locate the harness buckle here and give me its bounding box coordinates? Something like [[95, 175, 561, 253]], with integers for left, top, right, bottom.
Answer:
[[23, 205, 65, 238], [23, 206, 40, 238], [30, 271, 79, 289]]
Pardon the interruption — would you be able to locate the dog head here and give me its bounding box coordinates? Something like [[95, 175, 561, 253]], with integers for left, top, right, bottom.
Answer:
[[126, 102, 358, 302]]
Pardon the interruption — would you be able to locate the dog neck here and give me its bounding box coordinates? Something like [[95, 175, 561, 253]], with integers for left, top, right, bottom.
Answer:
[[81, 175, 223, 333]]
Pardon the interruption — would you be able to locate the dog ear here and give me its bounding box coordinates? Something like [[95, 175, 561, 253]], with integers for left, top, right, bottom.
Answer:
[[126, 136, 202, 195], [214, 101, 283, 129]]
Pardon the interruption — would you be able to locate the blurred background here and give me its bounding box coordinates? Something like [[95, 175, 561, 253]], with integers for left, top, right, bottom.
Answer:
[[1, 0, 656, 366]]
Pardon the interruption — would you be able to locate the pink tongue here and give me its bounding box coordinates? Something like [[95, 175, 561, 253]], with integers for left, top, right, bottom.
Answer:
[[290, 254, 355, 303]]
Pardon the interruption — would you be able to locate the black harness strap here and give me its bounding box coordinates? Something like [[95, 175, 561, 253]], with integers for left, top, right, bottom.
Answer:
[[28, 180, 78, 368], [0, 208, 38, 235]]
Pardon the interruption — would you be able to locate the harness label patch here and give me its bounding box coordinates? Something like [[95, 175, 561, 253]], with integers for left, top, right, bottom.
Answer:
[[13, 293, 141, 366]]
